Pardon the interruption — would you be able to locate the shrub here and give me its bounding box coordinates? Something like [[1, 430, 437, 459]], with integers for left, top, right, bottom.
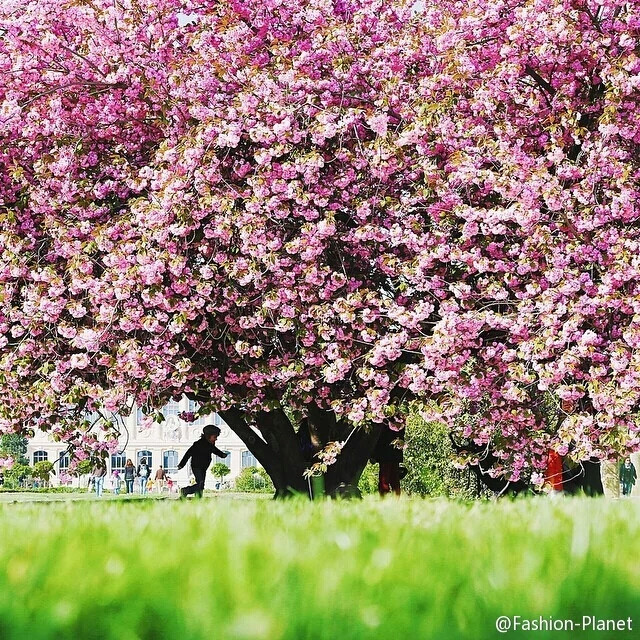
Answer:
[[402, 415, 484, 498], [3, 463, 32, 490], [358, 414, 490, 498], [234, 467, 274, 493]]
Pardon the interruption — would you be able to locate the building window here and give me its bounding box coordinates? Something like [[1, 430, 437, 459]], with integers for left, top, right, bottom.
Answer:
[[136, 406, 161, 425], [163, 450, 179, 474], [33, 450, 48, 464], [214, 451, 230, 466], [58, 453, 70, 471], [111, 454, 127, 473], [137, 450, 152, 469], [162, 401, 181, 418], [83, 411, 103, 425], [241, 451, 257, 468], [197, 412, 223, 428], [186, 400, 207, 426]]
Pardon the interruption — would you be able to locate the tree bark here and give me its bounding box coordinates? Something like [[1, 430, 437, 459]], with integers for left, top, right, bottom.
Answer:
[[218, 408, 288, 494], [220, 403, 380, 499], [323, 422, 382, 497], [255, 409, 308, 496], [306, 402, 332, 452]]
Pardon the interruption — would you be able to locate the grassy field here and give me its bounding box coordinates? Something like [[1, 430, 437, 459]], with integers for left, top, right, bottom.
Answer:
[[0, 496, 639, 640], [0, 490, 271, 503]]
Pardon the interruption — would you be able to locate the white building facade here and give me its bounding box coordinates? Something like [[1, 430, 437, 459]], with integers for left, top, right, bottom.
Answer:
[[26, 397, 260, 490]]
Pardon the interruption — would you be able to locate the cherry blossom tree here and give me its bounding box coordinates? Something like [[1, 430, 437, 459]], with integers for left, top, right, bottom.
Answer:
[[1, 0, 639, 495], [395, 0, 640, 489]]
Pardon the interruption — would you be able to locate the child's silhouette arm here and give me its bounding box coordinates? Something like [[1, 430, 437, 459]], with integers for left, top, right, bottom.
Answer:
[[178, 445, 194, 469]]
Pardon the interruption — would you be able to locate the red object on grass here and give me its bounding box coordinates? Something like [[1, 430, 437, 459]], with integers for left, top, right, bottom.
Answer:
[[378, 462, 401, 496], [546, 451, 564, 491]]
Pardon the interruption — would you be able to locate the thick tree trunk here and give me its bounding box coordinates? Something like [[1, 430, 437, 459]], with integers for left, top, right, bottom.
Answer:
[[307, 402, 333, 449], [220, 407, 308, 497], [218, 408, 289, 492], [221, 403, 380, 499], [600, 460, 620, 499], [255, 409, 309, 496], [307, 404, 383, 497], [563, 460, 603, 495], [323, 423, 382, 497]]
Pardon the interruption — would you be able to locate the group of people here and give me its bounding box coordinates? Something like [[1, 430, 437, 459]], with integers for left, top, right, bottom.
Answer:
[[89, 458, 174, 497], [87, 422, 407, 499], [87, 424, 227, 499]]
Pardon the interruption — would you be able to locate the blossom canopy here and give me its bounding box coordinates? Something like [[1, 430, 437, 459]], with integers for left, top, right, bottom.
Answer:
[[0, 0, 639, 486]]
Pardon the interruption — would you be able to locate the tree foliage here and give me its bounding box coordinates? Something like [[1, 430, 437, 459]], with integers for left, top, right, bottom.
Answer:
[[32, 460, 55, 485], [211, 462, 231, 484], [1, 0, 639, 490], [0, 434, 28, 466], [74, 460, 93, 477], [234, 466, 275, 493], [4, 463, 32, 488], [401, 415, 486, 498]]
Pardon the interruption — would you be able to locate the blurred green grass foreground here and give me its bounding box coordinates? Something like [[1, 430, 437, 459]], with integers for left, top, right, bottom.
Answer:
[[1, 496, 639, 640]]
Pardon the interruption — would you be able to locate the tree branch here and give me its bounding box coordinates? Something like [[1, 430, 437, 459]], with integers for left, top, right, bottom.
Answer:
[[218, 407, 286, 490], [524, 65, 555, 96]]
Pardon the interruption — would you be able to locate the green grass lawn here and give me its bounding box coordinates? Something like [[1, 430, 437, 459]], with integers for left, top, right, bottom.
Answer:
[[0, 490, 271, 503], [0, 496, 639, 639]]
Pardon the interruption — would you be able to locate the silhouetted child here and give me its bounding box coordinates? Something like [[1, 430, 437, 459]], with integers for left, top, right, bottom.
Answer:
[[178, 425, 228, 498]]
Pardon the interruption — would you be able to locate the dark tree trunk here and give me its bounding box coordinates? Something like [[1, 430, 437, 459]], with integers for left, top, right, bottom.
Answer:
[[255, 409, 309, 496], [562, 460, 603, 496], [448, 435, 531, 496], [220, 406, 310, 497], [219, 403, 380, 499], [218, 407, 290, 493], [323, 422, 382, 497], [307, 404, 382, 497]]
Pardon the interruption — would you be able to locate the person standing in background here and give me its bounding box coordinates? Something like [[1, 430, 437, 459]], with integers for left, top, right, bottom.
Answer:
[[137, 457, 151, 496], [92, 460, 107, 498], [370, 426, 406, 496], [123, 459, 135, 494], [111, 470, 122, 496], [620, 458, 637, 496], [154, 466, 167, 493]]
